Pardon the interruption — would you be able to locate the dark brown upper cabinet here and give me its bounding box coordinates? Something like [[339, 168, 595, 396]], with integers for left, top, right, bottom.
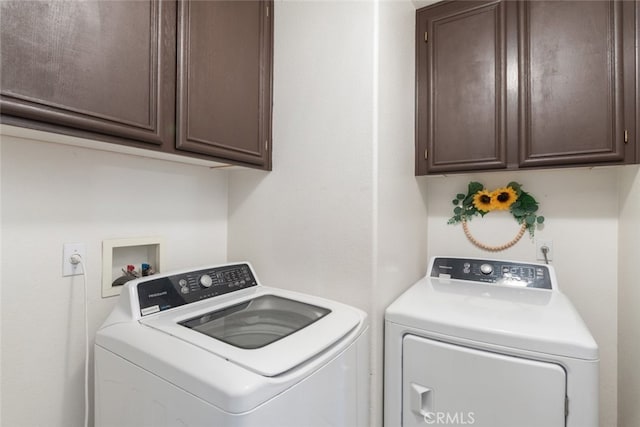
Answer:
[[1, 0, 273, 170], [177, 0, 272, 169], [416, 0, 637, 175], [0, 1, 176, 147], [518, 0, 629, 167], [416, 1, 508, 174], [623, 0, 640, 164]]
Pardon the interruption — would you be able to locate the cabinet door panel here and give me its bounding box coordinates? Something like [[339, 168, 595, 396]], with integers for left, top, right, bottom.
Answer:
[[619, 0, 637, 165], [416, 1, 507, 174], [177, 0, 272, 168], [0, 0, 175, 146], [519, 0, 625, 166]]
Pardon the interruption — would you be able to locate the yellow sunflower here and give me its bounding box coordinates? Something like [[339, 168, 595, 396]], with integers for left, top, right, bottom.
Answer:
[[472, 190, 494, 212], [491, 186, 518, 210]]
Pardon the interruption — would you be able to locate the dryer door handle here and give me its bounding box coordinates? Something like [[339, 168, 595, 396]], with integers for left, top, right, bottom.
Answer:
[[410, 383, 434, 419]]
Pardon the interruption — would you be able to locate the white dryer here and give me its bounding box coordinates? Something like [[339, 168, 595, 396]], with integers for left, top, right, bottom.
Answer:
[[384, 257, 598, 427], [95, 262, 369, 427]]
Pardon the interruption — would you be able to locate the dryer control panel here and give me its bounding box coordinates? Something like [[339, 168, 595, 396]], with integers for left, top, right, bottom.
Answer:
[[136, 263, 258, 316], [429, 257, 553, 290]]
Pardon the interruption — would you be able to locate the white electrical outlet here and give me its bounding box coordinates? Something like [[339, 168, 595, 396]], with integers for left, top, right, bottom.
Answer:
[[63, 243, 86, 276], [536, 239, 553, 262]]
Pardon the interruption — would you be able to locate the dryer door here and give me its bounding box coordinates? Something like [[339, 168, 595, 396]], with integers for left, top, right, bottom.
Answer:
[[402, 335, 566, 427]]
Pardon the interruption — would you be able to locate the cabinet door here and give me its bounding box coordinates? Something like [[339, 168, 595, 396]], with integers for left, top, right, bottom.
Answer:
[[518, 0, 626, 166], [0, 1, 175, 146], [635, 0, 639, 163], [176, 0, 273, 169], [416, 1, 508, 174]]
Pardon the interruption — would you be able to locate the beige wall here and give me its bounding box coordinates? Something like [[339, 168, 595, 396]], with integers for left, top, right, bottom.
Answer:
[[228, 0, 379, 423], [374, 0, 430, 424], [228, 2, 431, 426], [618, 165, 640, 427], [228, 0, 376, 311], [1, 134, 229, 427]]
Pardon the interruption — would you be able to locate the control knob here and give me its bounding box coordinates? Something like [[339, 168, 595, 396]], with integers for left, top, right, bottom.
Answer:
[[199, 274, 213, 288], [480, 263, 493, 275]]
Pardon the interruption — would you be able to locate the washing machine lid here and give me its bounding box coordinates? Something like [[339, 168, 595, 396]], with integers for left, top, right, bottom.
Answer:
[[141, 286, 363, 377], [386, 258, 598, 360]]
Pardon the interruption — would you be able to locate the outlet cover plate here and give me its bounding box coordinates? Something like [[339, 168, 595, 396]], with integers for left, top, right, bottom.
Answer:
[[63, 243, 86, 276]]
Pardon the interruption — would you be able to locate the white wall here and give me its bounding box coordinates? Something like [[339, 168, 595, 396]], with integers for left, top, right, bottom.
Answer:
[[423, 167, 620, 427], [228, 3, 433, 427], [374, 0, 429, 424], [0, 134, 228, 427], [228, 0, 376, 311], [0, 129, 3, 425], [228, 0, 380, 422], [618, 165, 640, 427]]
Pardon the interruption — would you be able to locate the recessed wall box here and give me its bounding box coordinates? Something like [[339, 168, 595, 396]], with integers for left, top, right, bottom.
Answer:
[[102, 237, 164, 298]]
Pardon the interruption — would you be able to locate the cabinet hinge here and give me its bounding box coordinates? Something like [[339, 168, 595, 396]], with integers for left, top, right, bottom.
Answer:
[[266, 5, 270, 18], [265, 140, 269, 151], [424, 148, 428, 159], [424, 31, 428, 43], [565, 396, 569, 418], [624, 129, 629, 143]]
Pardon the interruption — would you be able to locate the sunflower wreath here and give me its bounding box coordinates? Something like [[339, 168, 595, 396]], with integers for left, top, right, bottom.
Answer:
[[448, 181, 545, 251]]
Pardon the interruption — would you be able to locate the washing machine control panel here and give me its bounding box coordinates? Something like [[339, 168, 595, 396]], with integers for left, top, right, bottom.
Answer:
[[429, 257, 553, 289], [136, 263, 258, 316]]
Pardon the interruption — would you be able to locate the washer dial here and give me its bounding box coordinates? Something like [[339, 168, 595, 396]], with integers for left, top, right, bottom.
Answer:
[[199, 274, 213, 288], [480, 264, 494, 275]]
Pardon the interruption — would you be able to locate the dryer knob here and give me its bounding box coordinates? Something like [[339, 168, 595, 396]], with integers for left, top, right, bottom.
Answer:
[[480, 264, 493, 275], [199, 274, 213, 288]]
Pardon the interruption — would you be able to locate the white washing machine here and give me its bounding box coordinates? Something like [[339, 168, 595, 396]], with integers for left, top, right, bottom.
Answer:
[[384, 256, 598, 427], [95, 262, 369, 427]]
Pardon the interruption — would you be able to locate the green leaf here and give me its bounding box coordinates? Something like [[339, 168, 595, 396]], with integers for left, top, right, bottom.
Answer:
[[456, 193, 466, 200], [507, 181, 521, 190], [468, 181, 484, 195], [454, 207, 462, 215], [537, 216, 545, 224], [508, 182, 522, 196], [518, 193, 538, 211], [452, 199, 460, 205], [525, 214, 536, 225]]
